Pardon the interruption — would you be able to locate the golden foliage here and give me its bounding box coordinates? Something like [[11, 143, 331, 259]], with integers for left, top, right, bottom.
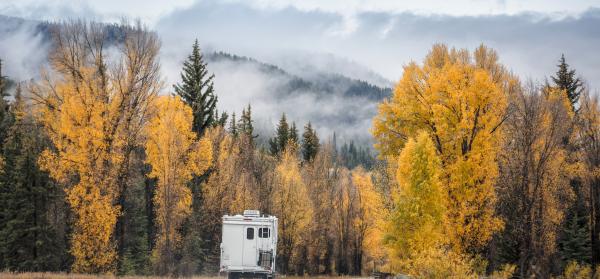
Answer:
[[352, 168, 386, 261], [560, 261, 593, 279], [144, 96, 212, 274], [385, 132, 448, 273], [489, 264, 517, 279], [373, 44, 509, 253], [495, 84, 574, 276], [201, 127, 260, 217], [398, 247, 476, 279], [32, 21, 161, 273], [271, 146, 313, 273]]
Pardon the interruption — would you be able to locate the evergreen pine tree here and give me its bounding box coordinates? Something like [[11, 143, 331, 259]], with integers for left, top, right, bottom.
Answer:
[[173, 41, 217, 275], [229, 112, 238, 137], [0, 59, 11, 144], [560, 211, 591, 264], [289, 122, 298, 144], [551, 54, 584, 111], [174, 39, 217, 136], [215, 111, 228, 127], [0, 85, 62, 271], [239, 104, 257, 144], [301, 122, 319, 162], [269, 113, 289, 156], [119, 182, 151, 275]]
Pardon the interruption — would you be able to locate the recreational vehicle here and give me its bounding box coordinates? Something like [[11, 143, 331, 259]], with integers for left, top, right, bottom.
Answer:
[[220, 210, 278, 279]]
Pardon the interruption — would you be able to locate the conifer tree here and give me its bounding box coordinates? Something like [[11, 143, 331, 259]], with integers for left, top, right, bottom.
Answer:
[[174, 39, 217, 136], [289, 122, 298, 144], [229, 112, 238, 137], [215, 111, 228, 127], [239, 104, 257, 143], [0, 59, 10, 145], [269, 113, 289, 156], [560, 211, 591, 264], [301, 122, 319, 162], [0, 85, 62, 271], [552, 54, 584, 111]]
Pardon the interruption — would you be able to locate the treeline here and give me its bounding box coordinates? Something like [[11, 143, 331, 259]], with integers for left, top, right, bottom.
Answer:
[[2, 20, 600, 279], [0, 21, 383, 277]]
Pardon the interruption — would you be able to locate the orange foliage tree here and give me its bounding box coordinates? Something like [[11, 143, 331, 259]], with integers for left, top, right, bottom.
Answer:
[[144, 96, 212, 275], [31, 21, 161, 273], [373, 44, 513, 254]]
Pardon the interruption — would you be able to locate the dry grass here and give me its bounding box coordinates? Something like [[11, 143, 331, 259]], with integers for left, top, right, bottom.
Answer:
[[0, 273, 216, 279], [0, 273, 366, 279]]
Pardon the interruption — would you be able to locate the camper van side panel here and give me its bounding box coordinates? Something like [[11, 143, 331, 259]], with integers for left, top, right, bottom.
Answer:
[[222, 223, 244, 267]]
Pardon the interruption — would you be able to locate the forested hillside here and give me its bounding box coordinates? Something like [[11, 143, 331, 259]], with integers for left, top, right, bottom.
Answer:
[[0, 15, 391, 149], [0, 18, 600, 279]]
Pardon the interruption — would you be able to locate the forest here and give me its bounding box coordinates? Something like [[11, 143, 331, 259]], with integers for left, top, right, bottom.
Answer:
[[0, 20, 599, 279]]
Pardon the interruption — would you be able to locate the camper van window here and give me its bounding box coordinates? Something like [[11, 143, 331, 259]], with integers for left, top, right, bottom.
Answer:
[[259, 228, 270, 238], [247, 228, 254, 240]]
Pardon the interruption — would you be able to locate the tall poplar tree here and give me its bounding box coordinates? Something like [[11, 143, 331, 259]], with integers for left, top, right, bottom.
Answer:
[[174, 40, 217, 136], [373, 44, 511, 254]]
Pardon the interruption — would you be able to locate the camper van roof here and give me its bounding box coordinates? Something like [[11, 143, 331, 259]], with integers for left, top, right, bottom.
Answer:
[[223, 212, 277, 224], [243, 210, 260, 217]]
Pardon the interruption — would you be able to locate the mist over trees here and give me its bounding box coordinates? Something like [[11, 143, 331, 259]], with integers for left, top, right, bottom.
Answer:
[[1, 19, 600, 279]]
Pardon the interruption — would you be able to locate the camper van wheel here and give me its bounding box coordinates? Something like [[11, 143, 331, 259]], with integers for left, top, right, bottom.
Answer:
[[227, 272, 240, 279]]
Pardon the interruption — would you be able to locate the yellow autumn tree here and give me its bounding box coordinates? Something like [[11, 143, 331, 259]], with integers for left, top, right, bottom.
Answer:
[[198, 127, 264, 271], [385, 132, 444, 266], [373, 44, 510, 254], [385, 132, 476, 277], [352, 167, 386, 271], [144, 96, 212, 276], [272, 145, 313, 274], [494, 84, 574, 277], [31, 21, 162, 273]]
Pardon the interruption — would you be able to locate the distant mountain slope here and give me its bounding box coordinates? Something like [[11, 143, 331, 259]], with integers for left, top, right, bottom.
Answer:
[[207, 52, 391, 101], [204, 51, 391, 145], [0, 15, 391, 146]]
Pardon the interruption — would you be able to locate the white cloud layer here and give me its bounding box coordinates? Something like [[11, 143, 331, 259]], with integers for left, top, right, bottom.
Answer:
[[2, 0, 600, 145]]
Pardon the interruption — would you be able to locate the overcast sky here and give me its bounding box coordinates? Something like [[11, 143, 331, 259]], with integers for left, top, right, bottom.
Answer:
[[1, 0, 600, 89]]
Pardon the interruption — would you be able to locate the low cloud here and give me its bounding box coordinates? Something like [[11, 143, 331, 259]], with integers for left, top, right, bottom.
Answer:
[[0, 16, 49, 82], [155, 1, 600, 90]]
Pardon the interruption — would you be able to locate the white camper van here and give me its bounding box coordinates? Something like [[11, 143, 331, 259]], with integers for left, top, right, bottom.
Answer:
[[220, 210, 278, 279]]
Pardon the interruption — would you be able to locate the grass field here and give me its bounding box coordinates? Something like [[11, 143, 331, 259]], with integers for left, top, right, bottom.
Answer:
[[0, 273, 214, 279], [0, 273, 367, 279]]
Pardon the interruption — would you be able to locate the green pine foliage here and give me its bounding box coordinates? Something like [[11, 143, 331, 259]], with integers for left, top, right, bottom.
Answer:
[[174, 39, 218, 136], [0, 85, 62, 271], [339, 141, 375, 170], [289, 122, 298, 145], [560, 210, 591, 264], [172, 40, 220, 275], [118, 172, 152, 276], [214, 110, 228, 127], [301, 122, 319, 162], [551, 54, 584, 111], [269, 113, 290, 156], [238, 104, 257, 143], [0, 59, 12, 143], [229, 112, 238, 137]]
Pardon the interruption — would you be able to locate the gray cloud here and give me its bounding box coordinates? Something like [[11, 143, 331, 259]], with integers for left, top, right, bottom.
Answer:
[[0, 16, 49, 82], [2, 1, 600, 147], [156, 2, 600, 89]]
